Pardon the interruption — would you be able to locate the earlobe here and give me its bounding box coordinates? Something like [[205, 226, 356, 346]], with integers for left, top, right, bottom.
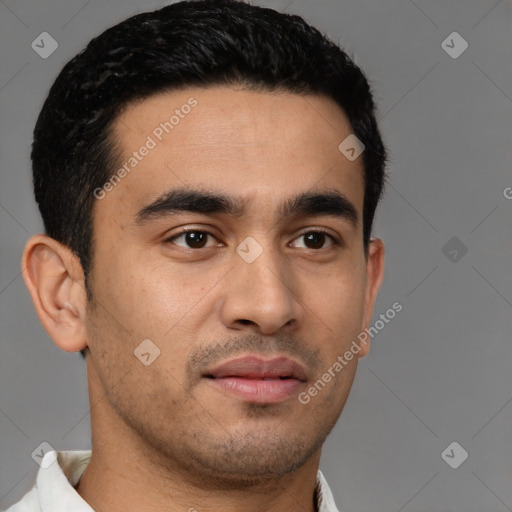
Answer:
[[358, 238, 385, 358], [21, 234, 88, 353]]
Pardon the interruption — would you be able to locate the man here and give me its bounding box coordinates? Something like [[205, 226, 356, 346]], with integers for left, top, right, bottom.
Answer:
[[10, 0, 386, 510]]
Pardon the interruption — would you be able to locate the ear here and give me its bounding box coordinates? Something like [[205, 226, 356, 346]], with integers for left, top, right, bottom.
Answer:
[[21, 234, 88, 353], [358, 238, 385, 358]]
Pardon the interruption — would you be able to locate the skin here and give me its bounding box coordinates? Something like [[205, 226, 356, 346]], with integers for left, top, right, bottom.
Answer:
[[22, 86, 384, 512]]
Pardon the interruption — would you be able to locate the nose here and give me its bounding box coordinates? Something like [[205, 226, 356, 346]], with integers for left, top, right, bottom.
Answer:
[[220, 241, 303, 335]]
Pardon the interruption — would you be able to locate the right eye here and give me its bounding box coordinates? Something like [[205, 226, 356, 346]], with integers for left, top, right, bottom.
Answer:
[[165, 229, 219, 249]]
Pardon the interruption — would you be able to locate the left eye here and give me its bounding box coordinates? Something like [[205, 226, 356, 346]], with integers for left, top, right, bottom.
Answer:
[[290, 231, 338, 250], [167, 230, 217, 249]]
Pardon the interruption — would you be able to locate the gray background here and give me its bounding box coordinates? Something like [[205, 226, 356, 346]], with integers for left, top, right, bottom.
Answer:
[[1, 0, 511, 510]]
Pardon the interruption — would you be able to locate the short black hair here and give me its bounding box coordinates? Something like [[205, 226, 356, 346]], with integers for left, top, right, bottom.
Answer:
[[31, 0, 387, 359]]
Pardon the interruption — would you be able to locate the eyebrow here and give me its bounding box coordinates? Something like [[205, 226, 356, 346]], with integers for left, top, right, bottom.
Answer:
[[135, 187, 358, 228]]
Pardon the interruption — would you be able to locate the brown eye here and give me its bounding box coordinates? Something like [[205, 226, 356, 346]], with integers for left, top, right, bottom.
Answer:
[[304, 232, 326, 249], [168, 230, 214, 249], [291, 230, 337, 250]]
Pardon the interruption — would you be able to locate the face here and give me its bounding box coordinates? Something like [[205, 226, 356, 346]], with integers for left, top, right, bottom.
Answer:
[[84, 86, 383, 484]]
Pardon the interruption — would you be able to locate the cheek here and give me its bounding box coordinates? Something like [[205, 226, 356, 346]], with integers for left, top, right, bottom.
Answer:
[[91, 250, 188, 333], [85, 267, 193, 397], [90, 255, 218, 374], [302, 261, 366, 326]]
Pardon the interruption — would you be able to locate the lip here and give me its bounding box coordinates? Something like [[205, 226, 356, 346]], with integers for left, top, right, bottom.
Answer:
[[203, 355, 307, 404]]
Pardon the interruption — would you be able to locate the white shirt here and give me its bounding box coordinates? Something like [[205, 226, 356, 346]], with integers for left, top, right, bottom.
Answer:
[[5, 451, 340, 512]]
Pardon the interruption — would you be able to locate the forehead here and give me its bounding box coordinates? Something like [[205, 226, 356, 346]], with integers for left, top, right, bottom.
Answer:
[[99, 87, 365, 224]]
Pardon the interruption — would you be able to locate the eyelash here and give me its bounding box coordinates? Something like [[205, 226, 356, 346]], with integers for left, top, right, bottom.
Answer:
[[165, 228, 340, 249]]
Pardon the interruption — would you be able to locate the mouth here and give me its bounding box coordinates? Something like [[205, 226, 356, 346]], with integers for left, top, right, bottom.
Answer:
[[203, 355, 307, 404]]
